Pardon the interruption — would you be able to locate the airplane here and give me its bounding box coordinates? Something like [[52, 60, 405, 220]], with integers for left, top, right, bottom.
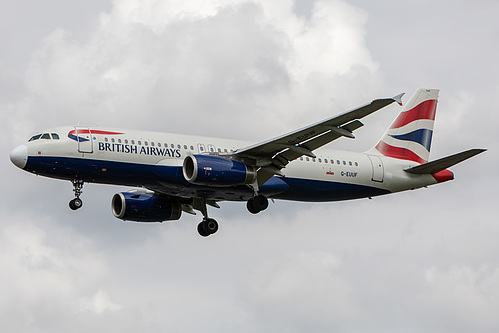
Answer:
[[10, 88, 485, 237]]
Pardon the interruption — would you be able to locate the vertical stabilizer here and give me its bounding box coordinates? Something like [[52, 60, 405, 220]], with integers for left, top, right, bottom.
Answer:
[[373, 88, 439, 164]]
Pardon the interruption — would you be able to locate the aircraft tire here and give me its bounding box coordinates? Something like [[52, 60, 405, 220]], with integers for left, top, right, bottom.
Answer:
[[254, 194, 269, 211], [69, 198, 83, 210], [204, 218, 219, 234], [246, 199, 260, 214], [247, 195, 268, 214], [198, 222, 210, 237], [198, 218, 218, 236]]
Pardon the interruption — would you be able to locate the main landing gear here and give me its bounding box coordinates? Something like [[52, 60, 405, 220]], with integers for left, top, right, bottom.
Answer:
[[195, 194, 269, 237], [197, 217, 219, 237], [246, 194, 269, 214], [69, 179, 84, 210], [197, 199, 219, 237]]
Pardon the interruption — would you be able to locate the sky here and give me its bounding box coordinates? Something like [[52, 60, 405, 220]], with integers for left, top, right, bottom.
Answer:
[[1, 0, 498, 332]]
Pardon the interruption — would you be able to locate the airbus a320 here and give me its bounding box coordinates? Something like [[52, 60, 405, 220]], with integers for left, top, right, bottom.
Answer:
[[10, 88, 485, 236]]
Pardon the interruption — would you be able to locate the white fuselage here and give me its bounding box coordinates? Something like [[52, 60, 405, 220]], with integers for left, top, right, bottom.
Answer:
[[15, 126, 439, 203]]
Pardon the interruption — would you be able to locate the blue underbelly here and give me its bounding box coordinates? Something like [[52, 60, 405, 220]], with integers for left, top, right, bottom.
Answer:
[[24, 156, 389, 202], [276, 177, 390, 201]]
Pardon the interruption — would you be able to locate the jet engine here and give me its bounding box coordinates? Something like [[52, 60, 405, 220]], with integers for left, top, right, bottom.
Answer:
[[112, 192, 182, 222], [182, 155, 257, 186]]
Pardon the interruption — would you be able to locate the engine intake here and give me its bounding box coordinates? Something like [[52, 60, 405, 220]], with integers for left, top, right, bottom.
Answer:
[[112, 192, 182, 222], [183, 155, 257, 186]]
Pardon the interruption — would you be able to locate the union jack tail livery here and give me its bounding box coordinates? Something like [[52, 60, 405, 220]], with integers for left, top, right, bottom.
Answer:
[[374, 88, 438, 164]]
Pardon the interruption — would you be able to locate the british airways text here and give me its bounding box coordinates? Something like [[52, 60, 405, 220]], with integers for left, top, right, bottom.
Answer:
[[98, 142, 181, 158]]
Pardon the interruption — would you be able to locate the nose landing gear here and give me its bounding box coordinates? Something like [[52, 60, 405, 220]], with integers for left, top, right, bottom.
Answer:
[[69, 179, 84, 210]]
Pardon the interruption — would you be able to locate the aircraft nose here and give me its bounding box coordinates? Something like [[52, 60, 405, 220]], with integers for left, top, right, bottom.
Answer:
[[10, 145, 28, 169]]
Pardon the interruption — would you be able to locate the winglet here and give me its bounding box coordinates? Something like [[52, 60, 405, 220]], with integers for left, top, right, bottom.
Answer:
[[392, 92, 405, 106]]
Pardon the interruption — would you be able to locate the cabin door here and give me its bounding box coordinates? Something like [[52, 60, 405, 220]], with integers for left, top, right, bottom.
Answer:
[[74, 127, 93, 153], [368, 155, 384, 182]]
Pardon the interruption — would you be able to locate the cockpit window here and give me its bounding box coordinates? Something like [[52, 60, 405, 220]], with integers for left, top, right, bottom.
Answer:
[[28, 132, 60, 141], [28, 134, 42, 142]]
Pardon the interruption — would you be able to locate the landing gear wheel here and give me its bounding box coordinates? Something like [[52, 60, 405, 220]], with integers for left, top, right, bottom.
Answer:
[[204, 218, 219, 234], [197, 222, 210, 237], [69, 198, 83, 210], [254, 194, 269, 211], [247, 199, 259, 214], [247, 194, 269, 214], [197, 218, 219, 237]]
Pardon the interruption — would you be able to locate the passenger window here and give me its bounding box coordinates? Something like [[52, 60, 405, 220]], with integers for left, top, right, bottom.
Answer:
[[171, 144, 174, 148], [145, 141, 148, 146], [190, 146, 194, 150], [125, 139, 128, 144], [343, 161, 346, 165], [151, 142, 155, 146], [131, 140, 135, 145], [324, 159, 328, 163], [300, 157, 304, 161], [217, 148, 221, 152], [349, 161, 352, 166], [318, 158, 322, 163], [138, 141, 142, 145], [184, 145, 188, 150], [105, 137, 109, 142], [312, 158, 316, 162], [177, 144, 181, 149], [355, 162, 358, 166], [337, 160, 340, 164], [306, 157, 309, 161], [51, 133, 60, 139], [158, 143, 161, 147], [29, 134, 42, 142], [224, 149, 227, 153], [111, 138, 115, 143], [118, 139, 122, 143], [41, 133, 50, 139]]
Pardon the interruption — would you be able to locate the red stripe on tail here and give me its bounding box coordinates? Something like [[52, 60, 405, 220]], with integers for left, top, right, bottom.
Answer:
[[390, 99, 438, 129]]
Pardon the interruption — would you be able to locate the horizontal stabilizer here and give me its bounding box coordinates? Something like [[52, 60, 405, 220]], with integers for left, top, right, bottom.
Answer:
[[404, 148, 486, 174]]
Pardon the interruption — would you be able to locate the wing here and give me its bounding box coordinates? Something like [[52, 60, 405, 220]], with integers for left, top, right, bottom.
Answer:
[[235, 93, 404, 185]]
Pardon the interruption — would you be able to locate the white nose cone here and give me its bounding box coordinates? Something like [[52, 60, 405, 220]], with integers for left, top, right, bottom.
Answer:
[[10, 145, 28, 169]]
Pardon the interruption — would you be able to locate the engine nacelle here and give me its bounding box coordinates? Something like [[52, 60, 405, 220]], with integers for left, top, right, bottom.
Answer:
[[111, 192, 182, 222], [183, 155, 257, 186]]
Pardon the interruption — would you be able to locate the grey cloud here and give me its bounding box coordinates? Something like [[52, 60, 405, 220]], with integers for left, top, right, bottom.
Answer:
[[1, 0, 498, 332]]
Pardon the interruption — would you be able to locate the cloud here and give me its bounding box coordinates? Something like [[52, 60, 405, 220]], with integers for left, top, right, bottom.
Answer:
[[1, 0, 498, 332], [0, 212, 115, 332], [11, 0, 381, 141]]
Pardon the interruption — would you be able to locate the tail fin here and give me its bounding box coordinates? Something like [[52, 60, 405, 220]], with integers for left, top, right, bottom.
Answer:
[[374, 88, 439, 164]]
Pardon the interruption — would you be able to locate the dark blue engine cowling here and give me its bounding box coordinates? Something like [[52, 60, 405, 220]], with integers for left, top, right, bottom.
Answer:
[[112, 192, 182, 222], [183, 155, 257, 186]]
